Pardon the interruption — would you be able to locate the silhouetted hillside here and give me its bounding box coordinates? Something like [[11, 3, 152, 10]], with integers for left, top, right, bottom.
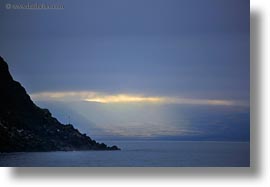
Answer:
[[0, 56, 119, 152]]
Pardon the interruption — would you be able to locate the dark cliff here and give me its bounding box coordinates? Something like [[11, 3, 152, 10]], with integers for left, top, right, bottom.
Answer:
[[0, 56, 119, 152]]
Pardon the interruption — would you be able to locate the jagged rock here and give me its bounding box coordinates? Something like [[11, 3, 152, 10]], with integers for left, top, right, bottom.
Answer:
[[0, 56, 120, 152]]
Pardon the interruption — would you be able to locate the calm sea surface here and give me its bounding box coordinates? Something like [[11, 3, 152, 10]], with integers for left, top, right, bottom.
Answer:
[[0, 141, 250, 167]]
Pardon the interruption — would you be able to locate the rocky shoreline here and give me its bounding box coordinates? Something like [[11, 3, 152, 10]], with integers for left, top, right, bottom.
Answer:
[[0, 56, 120, 152]]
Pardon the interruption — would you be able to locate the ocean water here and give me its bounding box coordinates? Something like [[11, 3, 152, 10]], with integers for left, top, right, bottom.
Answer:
[[0, 141, 250, 167]]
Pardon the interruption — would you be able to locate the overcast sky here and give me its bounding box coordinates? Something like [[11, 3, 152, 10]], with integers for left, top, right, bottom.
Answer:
[[0, 0, 250, 140]]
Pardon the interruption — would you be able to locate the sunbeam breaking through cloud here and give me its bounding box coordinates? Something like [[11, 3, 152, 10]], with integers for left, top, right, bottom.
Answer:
[[30, 91, 248, 106]]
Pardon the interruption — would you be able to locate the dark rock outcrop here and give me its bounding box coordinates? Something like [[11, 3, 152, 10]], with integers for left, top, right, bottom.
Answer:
[[0, 56, 120, 152]]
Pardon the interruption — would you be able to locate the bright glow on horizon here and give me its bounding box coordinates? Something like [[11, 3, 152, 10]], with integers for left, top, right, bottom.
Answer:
[[84, 94, 163, 103], [30, 91, 248, 106]]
